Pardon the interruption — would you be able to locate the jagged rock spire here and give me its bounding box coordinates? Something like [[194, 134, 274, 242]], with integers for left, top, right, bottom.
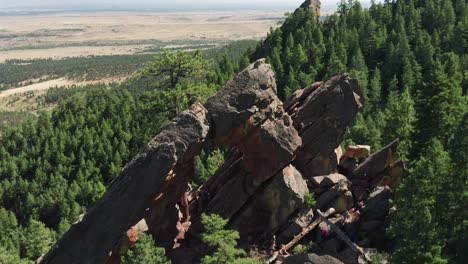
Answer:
[[301, 0, 321, 17]]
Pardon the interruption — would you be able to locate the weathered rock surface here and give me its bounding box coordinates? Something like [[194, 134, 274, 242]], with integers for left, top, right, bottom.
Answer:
[[42, 59, 295, 264], [316, 179, 351, 210], [277, 208, 315, 244], [287, 76, 363, 178], [311, 174, 348, 188], [301, 0, 322, 18], [338, 157, 359, 182], [229, 165, 308, 239], [41, 102, 211, 264], [41, 59, 402, 264], [343, 145, 371, 159], [353, 139, 399, 179], [371, 161, 408, 190], [284, 253, 344, 264]]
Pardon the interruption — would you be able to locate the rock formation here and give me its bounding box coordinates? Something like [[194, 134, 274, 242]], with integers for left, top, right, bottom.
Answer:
[[41, 59, 406, 264], [301, 0, 321, 18]]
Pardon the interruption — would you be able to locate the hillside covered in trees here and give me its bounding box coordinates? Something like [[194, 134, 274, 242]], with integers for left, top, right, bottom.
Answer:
[[251, 0, 467, 262], [0, 0, 466, 263]]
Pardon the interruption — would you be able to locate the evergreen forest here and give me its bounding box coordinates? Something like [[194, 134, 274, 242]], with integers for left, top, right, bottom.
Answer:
[[0, 0, 466, 263]]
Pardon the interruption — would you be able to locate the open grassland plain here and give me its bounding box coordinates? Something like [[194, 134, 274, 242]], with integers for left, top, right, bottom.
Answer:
[[0, 10, 285, 61], [0, 78, 118, 112], [0, 10, 282, 101]]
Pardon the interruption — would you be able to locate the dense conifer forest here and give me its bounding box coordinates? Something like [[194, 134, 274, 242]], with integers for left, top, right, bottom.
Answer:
[[0, 0, 466, 263], [0, 55, 153, 90], [251, 0, 467, 262]]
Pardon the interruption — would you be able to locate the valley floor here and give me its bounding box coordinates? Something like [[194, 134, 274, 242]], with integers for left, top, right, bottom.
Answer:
[[0, 10, 284, 62]]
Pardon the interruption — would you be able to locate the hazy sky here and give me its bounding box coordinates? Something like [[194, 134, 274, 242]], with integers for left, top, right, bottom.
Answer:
[[0, 0, 362, 9]]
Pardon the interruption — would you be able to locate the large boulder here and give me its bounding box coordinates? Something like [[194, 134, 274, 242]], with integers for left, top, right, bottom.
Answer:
[[205, 59, 278, 145], [203, 114, 302, 221], [343, 145, 371, 159], [315, 179, 352, 211], [338, 156, 358, 176], [361, 186, 393, 221], [41, 60, 286, 264], [371, 161, 408, 190], [353, 140, 399, 179], [229, 165, 309, 239], [310, 174, 348, 188], [288, 76, 363, 178], [297, 150, 339, 177], [277, 208, 315, 244], [284, 253, 344, 264]]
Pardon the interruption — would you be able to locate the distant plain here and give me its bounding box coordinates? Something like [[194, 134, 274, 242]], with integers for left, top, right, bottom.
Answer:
[[0, 10, 285, 62]]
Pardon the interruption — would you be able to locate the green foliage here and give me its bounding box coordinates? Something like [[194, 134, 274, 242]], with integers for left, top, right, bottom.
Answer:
[[415, 59, 466, 148], [291, 244, 311, 255], [0, 247, 32, 264], [370, 253, 389, 264], [0, 55, 153, 90], [193, 149, 225, 188], [37, 84, 105, 106], [143, 49, 208, 89], [0, 44, 249, 261], [250, 1, 467, 262], [0, 1, 466, 263], [445, 114, 468, 263], [383, 88, 416, 161], [304, 192, 316, 208], [0, 208, 20, 253], [389, 139, 452, 264], [121, 233, 170, 264], [21, 219, 54, 260], [200, 214, 258, 264], [0, 112, 34, 135]]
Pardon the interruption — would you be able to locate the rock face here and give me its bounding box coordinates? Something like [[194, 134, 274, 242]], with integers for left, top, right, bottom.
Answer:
[[284, 253, 344, 264], [41, 60, 402, 264], [229, 165, 308, 239], [41, 102, 211, 264], [285, 76, 362, 179], [343, 145, 371, 159], [301, 0, 321, 18]]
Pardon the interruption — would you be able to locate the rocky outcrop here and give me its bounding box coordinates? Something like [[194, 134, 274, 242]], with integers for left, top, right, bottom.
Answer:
[[41, 59, 403, 264], [301, 0, 321, 18], [293, 141, 407, 263], [343, 145, 371, 159], [284, 253, 343, 264], [41, 101, 211, 263], [229, 165, 308, 239], [285, 76, 362, 181], [41, 60, 302, 263]]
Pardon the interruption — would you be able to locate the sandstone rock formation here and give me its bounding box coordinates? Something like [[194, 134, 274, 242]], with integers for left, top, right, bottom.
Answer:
[[41, 59, 405, 264], [301, 0, 321, 18], [284, 253, 343, 264]]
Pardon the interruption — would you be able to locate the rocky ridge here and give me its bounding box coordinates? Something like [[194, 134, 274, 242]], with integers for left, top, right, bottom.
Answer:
[[41, 59, 406, 264]]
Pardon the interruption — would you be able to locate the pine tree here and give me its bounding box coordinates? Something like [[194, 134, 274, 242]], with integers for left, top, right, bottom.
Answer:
[[121, 233, 170, 264], [367, 68, 382, 112], [201, 214, 258, 264], [446, 114, 468, 262], [383, 88, 416, 160], [390, 139, 450, 264], [20, 219, 54, 261], [416, 60, 465, 147]]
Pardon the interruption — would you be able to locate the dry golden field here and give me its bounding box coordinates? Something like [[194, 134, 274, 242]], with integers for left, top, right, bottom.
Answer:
[[0, 10, 284, 62]]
